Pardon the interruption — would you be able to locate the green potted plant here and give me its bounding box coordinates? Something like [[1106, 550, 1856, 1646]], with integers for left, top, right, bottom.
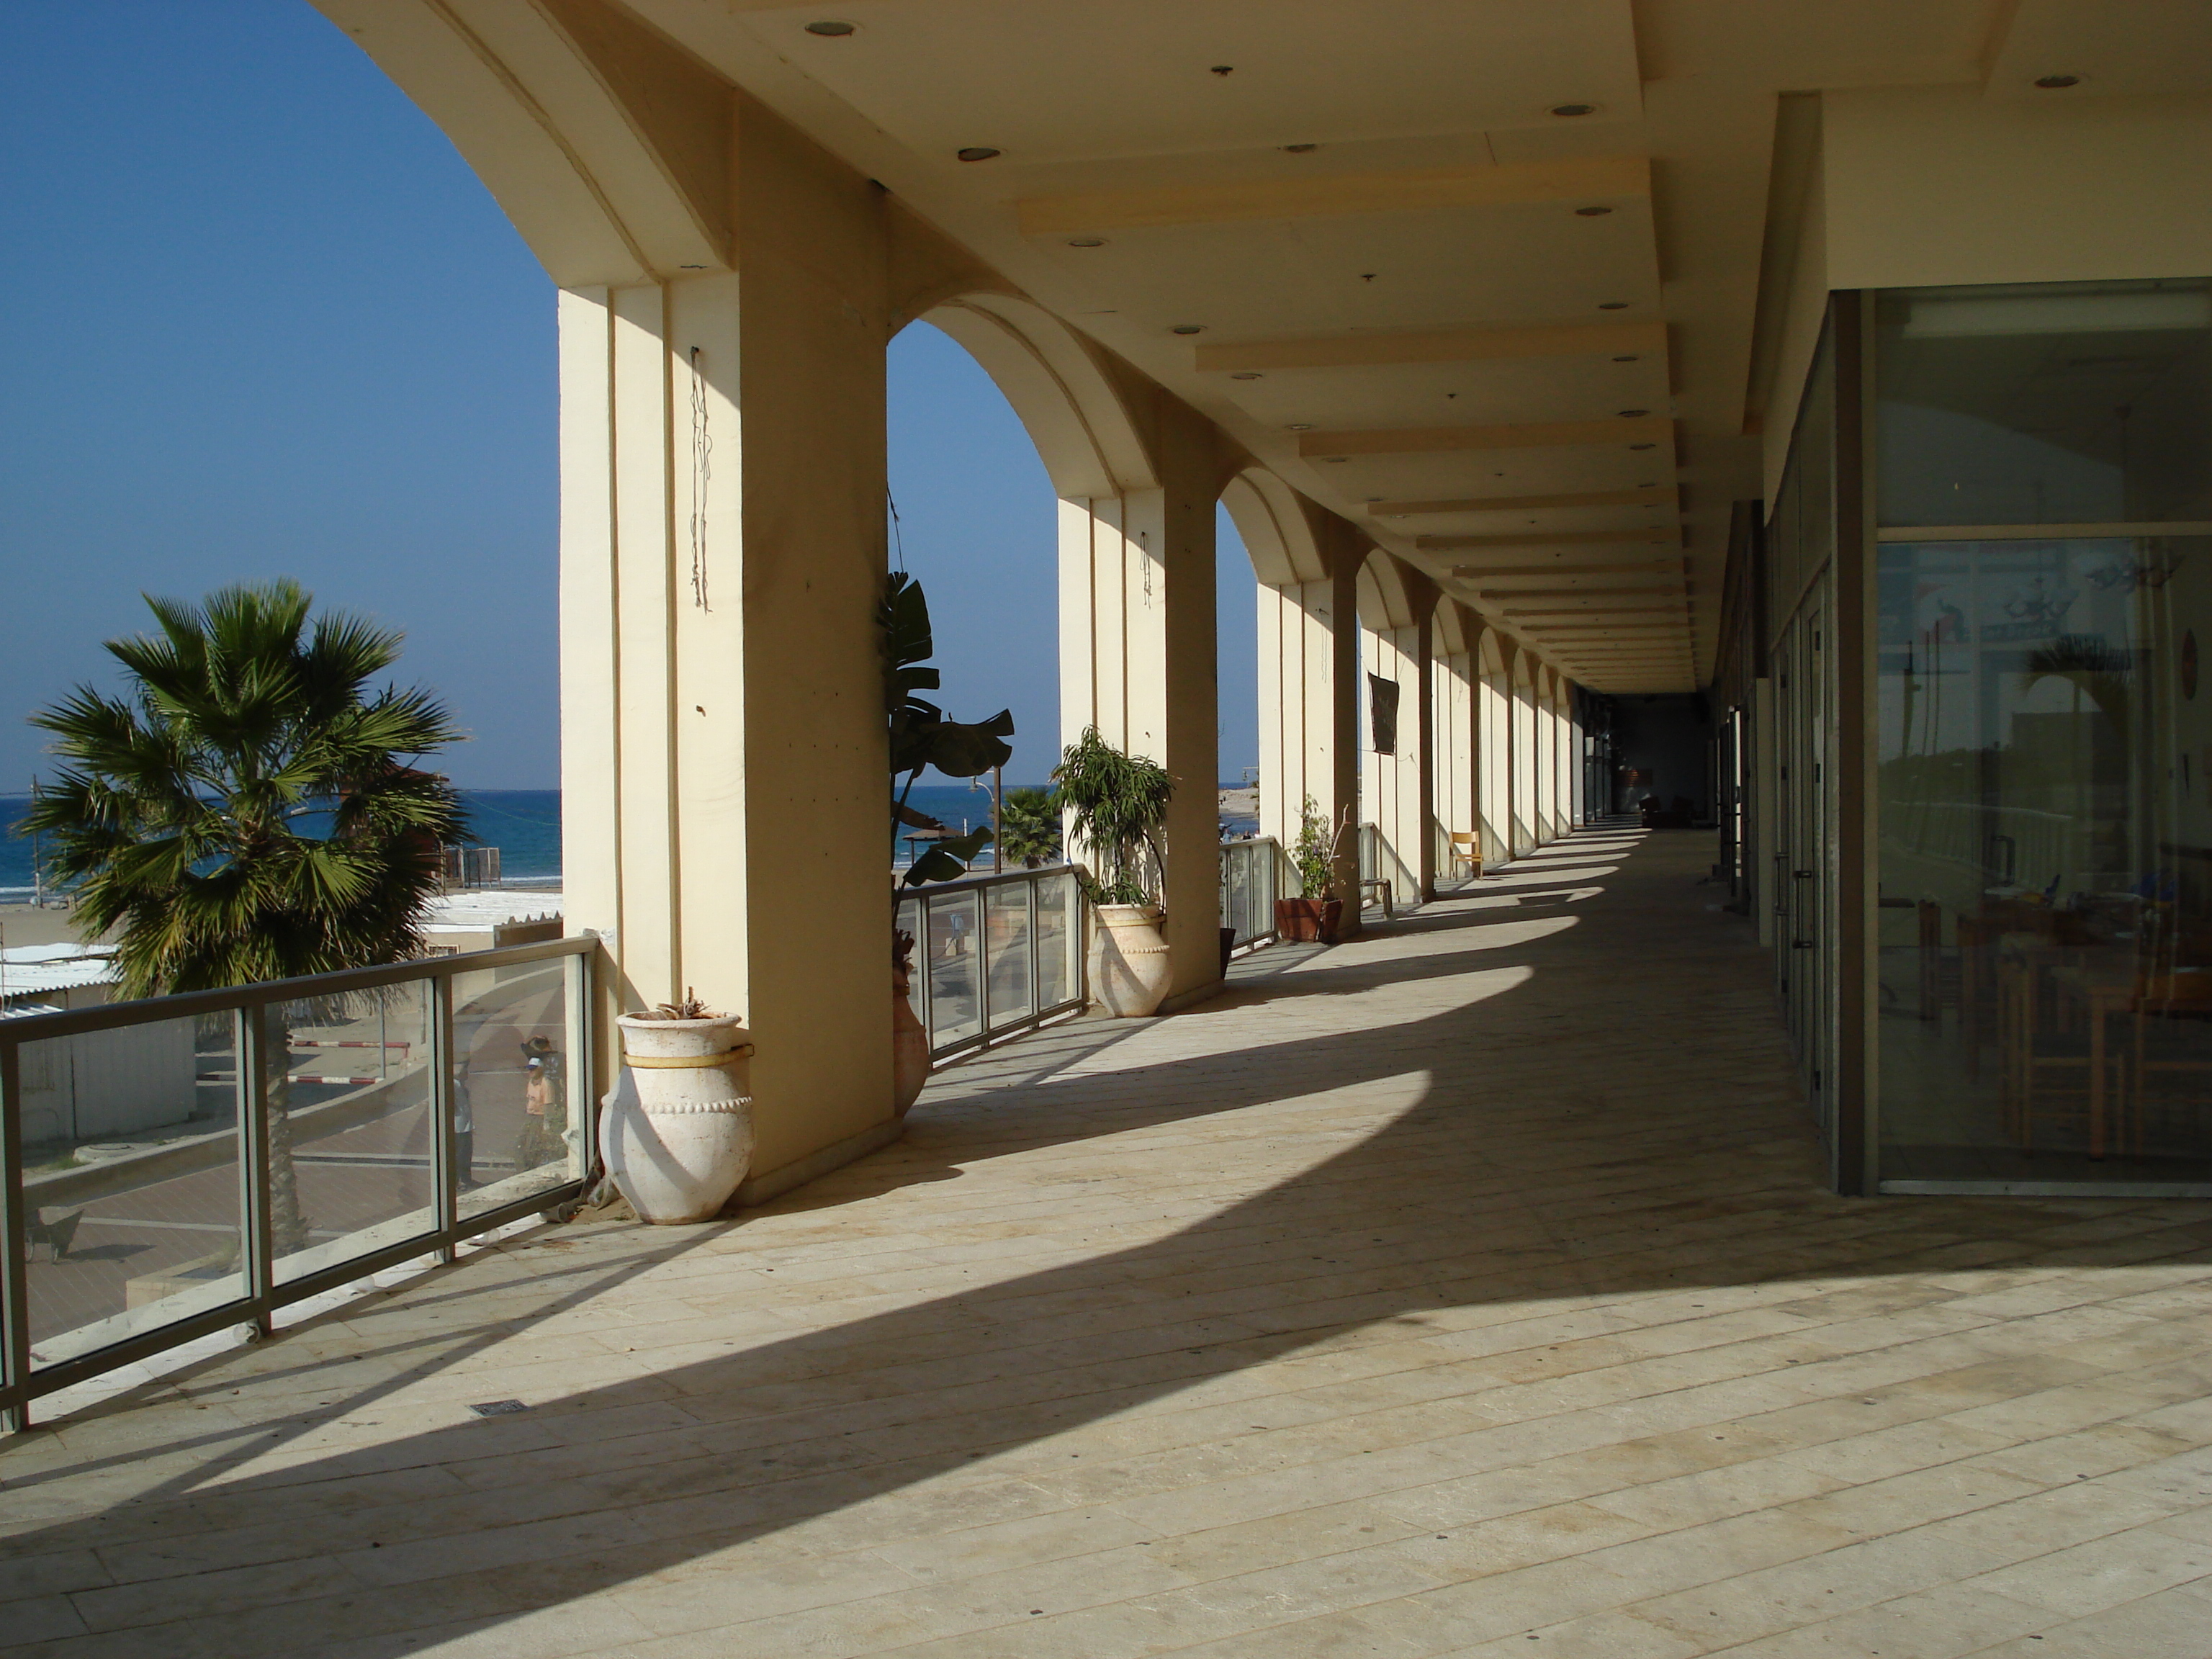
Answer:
[[1277, 795, 1347, 943], [881, 572, 1013, 1112], [1053, 727, 1176, 1017]]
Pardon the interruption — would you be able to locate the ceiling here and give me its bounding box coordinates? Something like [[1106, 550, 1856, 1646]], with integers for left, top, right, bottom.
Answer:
[[609, 0, 2182, 694]]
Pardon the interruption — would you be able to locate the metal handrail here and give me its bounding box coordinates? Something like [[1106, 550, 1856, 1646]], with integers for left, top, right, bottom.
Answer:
[[2, 935, 598, 1431], [896, 863, 1087, 1065]]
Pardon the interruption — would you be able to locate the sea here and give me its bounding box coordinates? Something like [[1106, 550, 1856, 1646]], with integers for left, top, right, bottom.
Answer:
[[0, 783, 1249, 899]]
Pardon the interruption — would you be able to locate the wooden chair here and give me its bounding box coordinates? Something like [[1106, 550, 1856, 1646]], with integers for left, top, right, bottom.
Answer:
[[2128, 971, 2212, 1160], [1447, 832, 1480, 881], [1999, 945, 2126, 1154]]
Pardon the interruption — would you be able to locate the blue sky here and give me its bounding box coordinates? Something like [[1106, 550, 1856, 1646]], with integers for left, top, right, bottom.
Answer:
[[0, 1, 1256, 791]]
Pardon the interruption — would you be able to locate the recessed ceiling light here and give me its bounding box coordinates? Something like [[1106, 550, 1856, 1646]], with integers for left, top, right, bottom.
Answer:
[[1281, 143, 1318, 153], [1326, 457, 1349, 463], [2034, 73, 2080, 89], [1066, 237, 1105, 248], [1172, 324, 1205, 335], [1612, 354, 1640, 363], [1210, 64, 1234, 76], [1230, 372, 1263, 380], [1618, 409, 1650, 418], [1287, 423, 1314, 431], [956, 147, 1002, 162], [1629, 442, 1658, 451], [1575, 206, 1613, 217], [1599, 302, 1630, 311], [1550, 103, 1596, 117], [804, 19, 856, 35]]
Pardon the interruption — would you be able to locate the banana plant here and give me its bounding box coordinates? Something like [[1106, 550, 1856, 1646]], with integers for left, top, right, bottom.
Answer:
[[881, 572, 1014, 889]]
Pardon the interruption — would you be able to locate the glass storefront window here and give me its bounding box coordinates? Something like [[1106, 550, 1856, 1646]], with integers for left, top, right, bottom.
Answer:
[[1877, 279, 2212, 528], [1878, 532, 2212, 1186]]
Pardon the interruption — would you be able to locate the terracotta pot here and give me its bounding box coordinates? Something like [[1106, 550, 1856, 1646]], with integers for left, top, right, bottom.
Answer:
[[1089, 903, 1173, 1017], [1274, 896, 1343, 945], [892, 966, 930, 1117], [602, 1012, 754, 1224]]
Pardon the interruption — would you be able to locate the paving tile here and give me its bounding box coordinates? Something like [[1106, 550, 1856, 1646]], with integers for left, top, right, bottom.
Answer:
[[6, 832, 2212, 1659]]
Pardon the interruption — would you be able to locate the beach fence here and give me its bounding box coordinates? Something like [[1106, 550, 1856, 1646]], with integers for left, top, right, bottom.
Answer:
[[439, 845, 503, 890]]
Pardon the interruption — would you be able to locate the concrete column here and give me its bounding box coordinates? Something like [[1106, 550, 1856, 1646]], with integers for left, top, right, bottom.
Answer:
[[1511, 664, 1538, 857], [1060, 401, 1220, 1003], [1477, 647, 1510, 868], [1364, 619, 1424, 908], [559, 104, 896, 1199], [1257, 549, 1362, 927]]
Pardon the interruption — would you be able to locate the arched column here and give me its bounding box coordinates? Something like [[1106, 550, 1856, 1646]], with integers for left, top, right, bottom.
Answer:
[[1244, 485, 1365, 930], [1357, 554, 1431, 909], [1476, 629, 1511, 870], [1511, 649, 1539, 858], [1432, 602, 1477, 882]]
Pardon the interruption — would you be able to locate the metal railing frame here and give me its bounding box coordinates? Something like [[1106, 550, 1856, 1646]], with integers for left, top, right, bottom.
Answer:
[[1, 935, 596, 1431], [1219, 836, 1282, 950], [898, 863, 1087, 1065]]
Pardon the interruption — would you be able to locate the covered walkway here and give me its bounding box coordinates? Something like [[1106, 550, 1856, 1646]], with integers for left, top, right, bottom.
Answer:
[[4, 829, 2211, 1658]]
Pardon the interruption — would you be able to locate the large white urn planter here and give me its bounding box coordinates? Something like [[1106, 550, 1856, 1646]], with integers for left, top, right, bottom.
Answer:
[[602, 1012, 755, 1224], [1090, 904, 1173, 1018]]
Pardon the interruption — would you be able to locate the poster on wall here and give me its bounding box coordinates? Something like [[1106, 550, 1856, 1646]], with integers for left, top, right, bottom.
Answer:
[[1367, 674, 1399, 756]]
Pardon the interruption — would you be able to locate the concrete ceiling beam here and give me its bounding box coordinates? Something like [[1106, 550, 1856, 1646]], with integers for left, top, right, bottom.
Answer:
[[1450, 561, 1679, 580], [1416, 529, 1677, 552], [1372, 487, 1676, 517], [1196, 320, 1665, 374], [1300, 416, 1670, 458], [1015, 155, 1648, 236]]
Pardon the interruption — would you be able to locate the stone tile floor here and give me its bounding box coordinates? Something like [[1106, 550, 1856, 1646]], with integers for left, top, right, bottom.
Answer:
[[3, 827, 2209, 1657]]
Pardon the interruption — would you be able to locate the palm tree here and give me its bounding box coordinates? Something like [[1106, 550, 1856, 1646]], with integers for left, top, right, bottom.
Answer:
[[25, 580, 468, 1250], [996, 786, 1063, 868]]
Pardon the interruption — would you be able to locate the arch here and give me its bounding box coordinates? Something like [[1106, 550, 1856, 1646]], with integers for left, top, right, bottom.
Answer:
[[330, 0, 730, 287], [1354, 549, 1419, 634], [920, 295, 1155, 500], [1220, 468, 1324, 585]]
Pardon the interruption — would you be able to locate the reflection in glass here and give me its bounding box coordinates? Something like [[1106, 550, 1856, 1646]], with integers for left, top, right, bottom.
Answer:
[[269, 981, 436, 1284], [1878, 280, 2211, 528], [986, 882, 1034, 1025], [455, 958, 574, 1220], [925, 890, 982, 1046], [1878, 535, 2212, 1184], [18, 1015, 245, 1368], [1037, 871, 1076, 1011]]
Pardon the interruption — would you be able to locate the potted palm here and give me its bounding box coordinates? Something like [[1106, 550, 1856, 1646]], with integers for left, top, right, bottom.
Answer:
[[1277, 795, 1347, 944], [1054, 727, 1176, 1017]]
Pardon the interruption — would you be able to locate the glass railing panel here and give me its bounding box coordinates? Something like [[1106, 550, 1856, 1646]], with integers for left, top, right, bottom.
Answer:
[[985, 881, 1035, 1028], [924, 889, 983, 1047], [895, 894, 926, 1040], [454, 956, 575, 1221], [268, 981, 437, 1286], [18, 1012, 246, 1370], [1036, 869, 1077, 1010]]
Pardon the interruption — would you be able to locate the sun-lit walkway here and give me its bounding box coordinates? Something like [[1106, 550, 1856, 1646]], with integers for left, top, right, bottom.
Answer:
[[4, 827, 2211, 1658]]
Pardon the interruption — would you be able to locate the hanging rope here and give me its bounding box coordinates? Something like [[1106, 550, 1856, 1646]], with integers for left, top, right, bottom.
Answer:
[[887, 486, 908, 572], [688, 346, 713, 611]]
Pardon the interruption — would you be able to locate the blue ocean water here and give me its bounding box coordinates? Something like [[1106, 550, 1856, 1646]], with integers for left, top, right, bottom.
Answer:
[[0, 789, 563, 900], [3, 782, 1248, 897]]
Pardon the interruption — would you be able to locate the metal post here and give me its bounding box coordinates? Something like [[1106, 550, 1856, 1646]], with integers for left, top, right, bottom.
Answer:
[[992, 765, 1003, 873], [976, 886, 992, 1041], [1027, 873, 1040, 1019], [432, 974, 458, 1262], [565, 950, 593, 1179], [236, 1004, 275, 1337], [1, 1039, 32, 1431], [919, 894, 936, 1053]]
